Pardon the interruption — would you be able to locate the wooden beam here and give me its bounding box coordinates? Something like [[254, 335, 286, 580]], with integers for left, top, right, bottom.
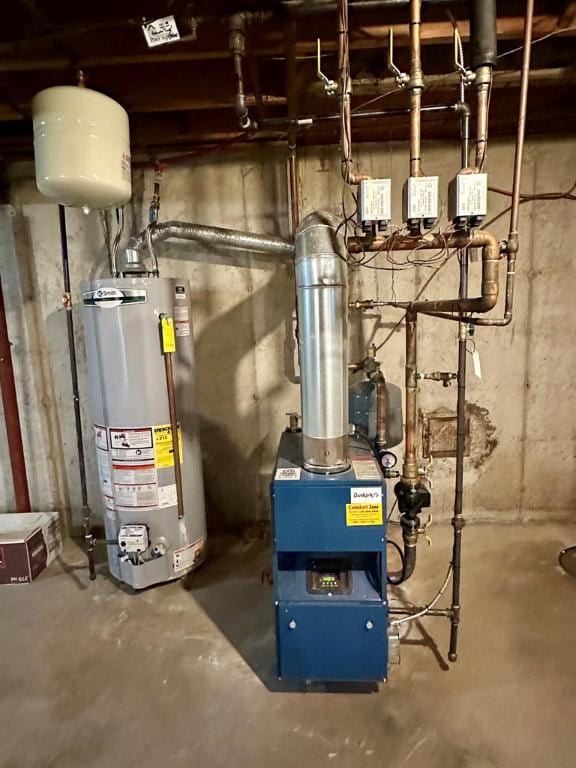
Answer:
[[0, 14, 573, 73]]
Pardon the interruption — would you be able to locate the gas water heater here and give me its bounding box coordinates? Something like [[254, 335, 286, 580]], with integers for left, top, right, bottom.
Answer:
[[31, 84, 207, 589], [82, 277, 207, 589]]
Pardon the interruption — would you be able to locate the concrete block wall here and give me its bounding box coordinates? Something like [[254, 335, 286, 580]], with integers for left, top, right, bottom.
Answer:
[[1, 136, 574, 532]]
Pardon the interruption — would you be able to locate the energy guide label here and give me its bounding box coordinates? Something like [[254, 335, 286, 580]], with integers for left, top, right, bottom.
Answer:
[[154, 424, 183, 468]]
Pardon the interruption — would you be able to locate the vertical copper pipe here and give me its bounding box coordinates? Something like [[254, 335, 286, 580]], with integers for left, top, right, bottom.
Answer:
[[285, 20, 300, 236], [373, 371, 388, 449], [409, 0, 423, 177], [402, 310, 419, 483], [338, 0, 368, 185], [0, 275, 31, 513], [287, 148, 300, 237], [508, 0, 534, 247], [163, 350, 185, 520], [474, 65, 492, 170], [471, 0, 533, 327]]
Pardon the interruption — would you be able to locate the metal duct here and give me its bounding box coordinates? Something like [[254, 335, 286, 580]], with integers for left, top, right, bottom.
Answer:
[[295, 212, 349, 473], [130, 221, 294, 257]]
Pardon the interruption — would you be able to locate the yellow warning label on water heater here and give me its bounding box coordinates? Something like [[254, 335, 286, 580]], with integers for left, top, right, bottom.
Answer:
[[153, 424, 183, 469], [346, 502, 383, 527]]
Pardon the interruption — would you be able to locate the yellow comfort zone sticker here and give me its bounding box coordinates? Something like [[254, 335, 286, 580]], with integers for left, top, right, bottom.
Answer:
[[153, 424, 183, 469], [346, 502, 383, 526]]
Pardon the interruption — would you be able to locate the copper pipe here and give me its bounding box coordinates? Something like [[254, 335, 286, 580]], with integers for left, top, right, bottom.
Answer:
[[287, 148, 300, 236], [285, 19, 301, 236], [409, 0, 424, 177], [370, 370, 388, 449], [338, 0, 369, 185], [403, 310, 418, 483], [474, 65, 492, 170], [162, 334, 185, 520], [348, 231, 501, 315], [0, 275, 31, 513], [508, 0, 534, 250], [421, 0, 533, 328]]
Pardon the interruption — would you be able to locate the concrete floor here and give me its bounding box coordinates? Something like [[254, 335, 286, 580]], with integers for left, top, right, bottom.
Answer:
[[1, 523, 575, 768]]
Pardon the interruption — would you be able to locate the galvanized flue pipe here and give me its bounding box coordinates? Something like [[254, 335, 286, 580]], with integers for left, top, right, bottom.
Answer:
[[295, 212, 349, 473]]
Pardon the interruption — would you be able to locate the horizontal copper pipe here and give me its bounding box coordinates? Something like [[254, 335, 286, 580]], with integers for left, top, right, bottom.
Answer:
[[348, 231, 502, 315]]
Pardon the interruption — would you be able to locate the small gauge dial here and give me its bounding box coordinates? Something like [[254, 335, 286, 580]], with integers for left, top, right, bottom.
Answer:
[[379, 450, 398, 469]]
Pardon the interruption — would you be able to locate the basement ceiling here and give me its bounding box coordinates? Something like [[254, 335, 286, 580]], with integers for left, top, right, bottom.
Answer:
[[0, 0, 575, 161]]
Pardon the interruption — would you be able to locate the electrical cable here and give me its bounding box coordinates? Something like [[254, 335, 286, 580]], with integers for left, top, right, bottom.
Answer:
[[497, 24, 576, 60], [483, 180, 576, 229]]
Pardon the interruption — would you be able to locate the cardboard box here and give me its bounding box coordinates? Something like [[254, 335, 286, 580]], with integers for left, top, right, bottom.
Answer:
[[0, 512, 62, 584]]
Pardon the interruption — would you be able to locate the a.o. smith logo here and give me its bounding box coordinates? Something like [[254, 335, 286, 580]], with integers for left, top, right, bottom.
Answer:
[[83, 288, 147, 308]]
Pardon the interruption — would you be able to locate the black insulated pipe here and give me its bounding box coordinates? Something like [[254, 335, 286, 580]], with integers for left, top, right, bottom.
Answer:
[[470, 0, 498, 69], [58, 205, 96, 580]]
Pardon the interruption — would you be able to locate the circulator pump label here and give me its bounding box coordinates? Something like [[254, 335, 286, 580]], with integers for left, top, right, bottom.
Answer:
[[345, 503, 383, 527]]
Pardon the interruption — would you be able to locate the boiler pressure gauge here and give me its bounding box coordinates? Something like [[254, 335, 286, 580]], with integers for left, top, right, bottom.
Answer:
[[379, 450, 398, 470]]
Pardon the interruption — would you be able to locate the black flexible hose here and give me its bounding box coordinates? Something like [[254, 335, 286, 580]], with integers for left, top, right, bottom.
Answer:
[[387, 539, 406, 585]]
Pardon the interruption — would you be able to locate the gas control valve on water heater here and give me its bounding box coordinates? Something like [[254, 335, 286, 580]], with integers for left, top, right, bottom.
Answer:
[[83, 277, 207, 589]]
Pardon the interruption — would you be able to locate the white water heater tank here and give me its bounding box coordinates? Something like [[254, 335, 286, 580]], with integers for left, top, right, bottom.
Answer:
[[32, 86, 131, 209]]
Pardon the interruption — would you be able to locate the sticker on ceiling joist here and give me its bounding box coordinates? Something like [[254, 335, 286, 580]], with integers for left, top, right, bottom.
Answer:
[[142, 15, 180, 48], [346, 503, 383, 527], [275, 467, 301, 481]]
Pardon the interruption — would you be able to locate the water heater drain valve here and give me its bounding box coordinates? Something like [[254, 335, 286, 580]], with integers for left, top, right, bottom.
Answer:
[[118, 525, 149, 553]]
